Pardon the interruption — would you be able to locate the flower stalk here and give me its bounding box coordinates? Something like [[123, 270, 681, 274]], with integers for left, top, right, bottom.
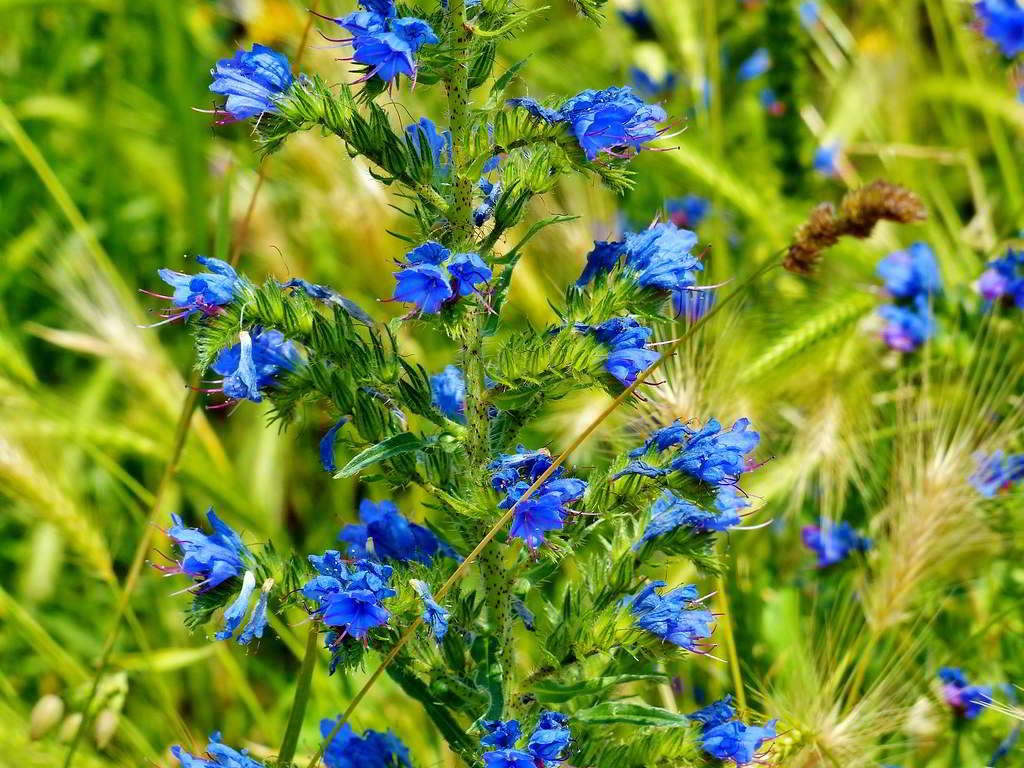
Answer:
[[278, 624, 320, 766]]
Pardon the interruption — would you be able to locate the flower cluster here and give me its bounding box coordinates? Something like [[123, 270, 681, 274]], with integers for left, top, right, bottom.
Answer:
[[489, 447, 588, 549], [801, 518, 872, 568], [150, 256, 240, 324], [172, 731, 266, 768], [977, 248, 1024, 308], [303, 552, 396, 656], [325, 0, 438, 84], [211, 328, 301, 403], [666, 195, 710, 230], [509, 85, 668, 161], [616, 417, 761, 486], [574, 316, 659, 388], [283, 277, 373, 324], [623, 581, 715, 652], [876, 242, 941, 352], [974, 0, 1024, 58], [939, 667, 993, 720], [157, 510, 269, 645], [479, 712, 572, 768], [969, 450, 1024, 497], [635, 488, 749, 549], [687, 696, 778, 766], [391, 241, 491, 315], [339, 499, 458, 566], [208, 44, 293, 124], [320, 717, 412, 768]]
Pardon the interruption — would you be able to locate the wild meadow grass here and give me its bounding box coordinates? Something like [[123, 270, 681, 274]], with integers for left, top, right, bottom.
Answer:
[[0, 1, 1022, 767]]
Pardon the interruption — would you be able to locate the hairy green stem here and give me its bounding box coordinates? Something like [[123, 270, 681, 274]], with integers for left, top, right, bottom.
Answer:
[[278, 624, 320, 766]]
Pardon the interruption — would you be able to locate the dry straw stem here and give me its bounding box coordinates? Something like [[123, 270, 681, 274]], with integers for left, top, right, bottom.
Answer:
[[783, 181, 927, 275]]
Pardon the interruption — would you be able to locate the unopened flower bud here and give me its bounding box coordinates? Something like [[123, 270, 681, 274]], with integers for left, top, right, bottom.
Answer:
[[93, 708, 119, 749], [29, 694, 64, 739], [58, 712, 83, 743]]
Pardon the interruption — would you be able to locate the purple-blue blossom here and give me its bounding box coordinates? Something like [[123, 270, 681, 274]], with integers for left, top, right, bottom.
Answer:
[[320, 417, 351, 473], [211, 329, 300, 403], [159, 508, 249, 592], [976, 248, 1024, 307], [970, 451, 1024, 497], [527, 711, 571, 762], [431, 365, 466, 422], [879, 295, 935, 352], [481, 719, 521, 749], [939, 667, 993, 720], [669, 418, 761, 485], [974, 0, 1024, 57], [801, 518, 871, 567], [813, 143, 841, 176], [700, 719, 778, 765], [624, 581, 715, 652], [673, 286, 716, 322], [630, 67, 677, 99], [283, 278, 373, 324], [410, 579, 449, 643], [326, 3, 438, 84], [666, 195, 710, 229], [687, 695, 735, 728], [208, 44, 293, 124], [448, 252, 492, 295], [303, 555, 397, 643], [877, 242, 941, 299], [320, 717, 412, 768], [560, 87, 668, 161], [153, 256, 239, 322], [406, 117, 452, 175], [392, 263, 453, 314], [172, 732, 266, 768], [339, 499, 458, 565], [738, 48, 772, 81]]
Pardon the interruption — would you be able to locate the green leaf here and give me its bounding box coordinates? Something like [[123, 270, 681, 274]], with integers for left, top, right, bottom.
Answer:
[[109, 646, 217, 672], [530, 674, 666, 703], [484, 57, 532, 109], [573, 702, 691, 727], [334, 432, 425, 478]]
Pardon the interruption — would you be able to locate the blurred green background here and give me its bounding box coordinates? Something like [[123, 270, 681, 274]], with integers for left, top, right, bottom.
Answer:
[[2, 0, 1022, 766]]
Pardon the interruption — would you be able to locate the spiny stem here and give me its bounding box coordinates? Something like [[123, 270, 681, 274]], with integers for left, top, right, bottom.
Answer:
[[306, 256, 783, 768], [278, 624, 320, 766], [61, 8, 323, 766]]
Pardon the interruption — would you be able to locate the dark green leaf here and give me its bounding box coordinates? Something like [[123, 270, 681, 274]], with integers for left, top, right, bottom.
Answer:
[[573, 702, 691, 727], [531, 674, 666, 703], [334, 432, 424, 478]]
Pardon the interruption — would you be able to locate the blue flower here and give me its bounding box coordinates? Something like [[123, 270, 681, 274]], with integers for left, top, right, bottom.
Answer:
[[876, 242, 941, 299], [969, 450, 1024, 497], [635, 490, 742, 549], [974, 0, 1024, 57], [208, 44, 293, 124], [308, 562, 395, 640], [172, 732, 266, 768], [506, 97, 564, 123], [799, 1, 820, 27], [623, 222, 700, 274], [405, 240, 452, 265], [939, 668, 993, 720], [211, 329, 300, 403], [619, 6, 656, 38], [605, 346, 659, 387], [161, 508, 249, 591], [625, 581, 715, 651], [391, 17, 439, 49], [509, 493, 567, 549], [392, 263, 453, 314], [359, 0, 397, 17], [670, 418, 761, 485], [489, 446, 560, 488], [700, 719, 777, 764], [320, 718, 412, 768], [687, 695, 735, 729], [154, 256, 239, 322], [215, 570, 256, 641], [337, 10, 390, 37], [237, 583, 270, 645], [666, 195, 710, 229], [976, 248, 1024, 306], [576, 240, 627, 287], [352, 34, 417, 83], [328, 5, 437, 84], [320, 417, 351, 473], [801, 518, 871, 568], [738, 48, 772, 81], [448, 252, 492, 295], [629, 420, 691, 456], [482, 750, 536, 768], [527, 711, 571, 762], [431, 365, 467, 422], [339, 499, 457, 565], [813, 143, 841, 176], [592, 316, 653, 348], [481, 720, 521, 749], [879, 295, 935, 352], [410, 579, 449, 643], [283, 278, 373, 324], [474, 178, 503, 227], [513, 598, 536, 630], [672, 287, 716, 322], [406, 117, 452, 171], [559, 86, 667, 161]]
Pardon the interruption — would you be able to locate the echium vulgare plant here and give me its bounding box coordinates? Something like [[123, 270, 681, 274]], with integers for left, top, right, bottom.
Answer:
[[141, 3, 927, 768]]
